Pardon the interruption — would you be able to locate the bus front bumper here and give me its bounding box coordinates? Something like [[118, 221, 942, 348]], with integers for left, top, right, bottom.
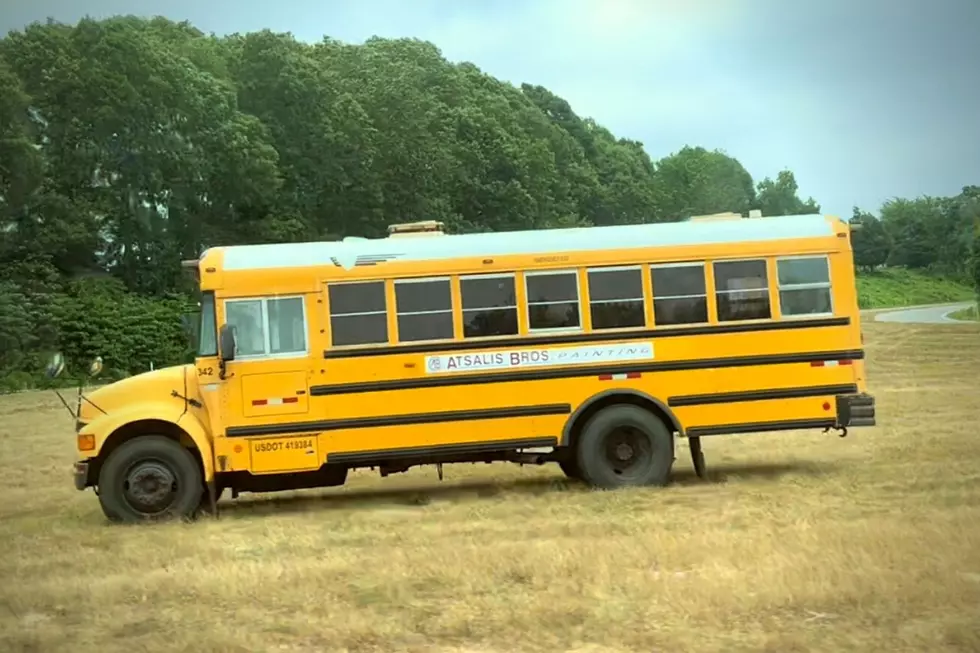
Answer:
[[836, 392, 876, 428], [73, 461, 90, 491]]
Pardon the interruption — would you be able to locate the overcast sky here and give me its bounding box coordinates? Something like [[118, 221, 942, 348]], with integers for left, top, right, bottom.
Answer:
[[2, 0, 978, 218]]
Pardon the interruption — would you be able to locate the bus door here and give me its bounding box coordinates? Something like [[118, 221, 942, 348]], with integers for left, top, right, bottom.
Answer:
[[215, 294, 317, 473]]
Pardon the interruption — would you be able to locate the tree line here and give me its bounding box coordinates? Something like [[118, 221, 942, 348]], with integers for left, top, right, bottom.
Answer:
[[1, 16, 977, 390]]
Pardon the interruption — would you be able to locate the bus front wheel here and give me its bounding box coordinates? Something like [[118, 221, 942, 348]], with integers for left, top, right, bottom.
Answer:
[[575, 404, 673, 489], [97, 435, 204, 523]]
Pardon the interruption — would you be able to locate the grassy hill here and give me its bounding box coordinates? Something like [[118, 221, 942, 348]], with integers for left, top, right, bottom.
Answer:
[[856, 269, 975, 309]]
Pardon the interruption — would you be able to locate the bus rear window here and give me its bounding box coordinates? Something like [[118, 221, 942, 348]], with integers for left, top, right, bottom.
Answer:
[[777, 256, 833, 316]]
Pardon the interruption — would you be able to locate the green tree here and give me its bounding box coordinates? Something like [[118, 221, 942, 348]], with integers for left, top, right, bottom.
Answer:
[[952, 186, 980, 286], [878, 196, 973, 276], [849, 207, 891, 271], [0, 58, 43, 231], [1, 17, 281, 294], [972, 226, 980, 301], [753, 170, 820, 216], [964, 186, 980, 298], [652, 146, 756, 221], [0, 14, 970, 390]]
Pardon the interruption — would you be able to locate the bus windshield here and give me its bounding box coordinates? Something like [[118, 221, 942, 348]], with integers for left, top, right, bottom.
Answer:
[[198, 291, 217, 357]]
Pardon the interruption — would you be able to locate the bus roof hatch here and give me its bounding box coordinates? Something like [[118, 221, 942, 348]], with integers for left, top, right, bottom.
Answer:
[[387, 220, 446, 237]]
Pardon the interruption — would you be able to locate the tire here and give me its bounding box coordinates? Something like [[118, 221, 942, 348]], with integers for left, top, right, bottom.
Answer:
[[575, 404, 674, 489], [97, 435, 204, 524], [558, 455, 582, 480]]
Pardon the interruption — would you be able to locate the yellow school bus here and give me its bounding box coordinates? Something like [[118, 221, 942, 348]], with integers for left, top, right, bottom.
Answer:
[[71, 213, 875, 522]]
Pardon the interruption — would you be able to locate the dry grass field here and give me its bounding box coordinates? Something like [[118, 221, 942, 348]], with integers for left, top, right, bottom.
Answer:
[[1, 321, 979, 653]]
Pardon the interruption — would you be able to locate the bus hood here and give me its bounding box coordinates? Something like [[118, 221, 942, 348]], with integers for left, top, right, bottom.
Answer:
[[77, 365, 192, 426]]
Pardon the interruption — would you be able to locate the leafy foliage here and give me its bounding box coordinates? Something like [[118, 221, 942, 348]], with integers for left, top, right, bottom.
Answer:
[[850, 208, 891, 271], [652, 146, 756, 220], [856, 269, 974, 310], [0, 16, 975, 391], [973, 222, 980, 302], [753, 170, 820, 216]]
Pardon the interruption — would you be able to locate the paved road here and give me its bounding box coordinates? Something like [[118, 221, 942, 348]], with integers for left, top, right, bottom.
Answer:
[[873, 302, 974, 324]]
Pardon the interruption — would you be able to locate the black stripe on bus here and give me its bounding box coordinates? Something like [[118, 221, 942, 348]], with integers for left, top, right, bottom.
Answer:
[[668, 383, 859, 408], [685, 418, 837, 438], [322, 316, 851, 359], [326, 436, 560, 465], [225, 403, 572, 438], [309, 349, 865, 397]]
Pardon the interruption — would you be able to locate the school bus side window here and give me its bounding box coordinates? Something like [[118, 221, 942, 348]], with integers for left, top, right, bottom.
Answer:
[[587, 266, 645, 330], [395, 277, 454, 342], [460, 274, 519, 338], [328, 281, 388, 346], [224, 296, 307, 357], [713, 259, 772, 322], [650, 263, 708, 325], [526, 269, 581, 331], [777, 255, 834, 316]]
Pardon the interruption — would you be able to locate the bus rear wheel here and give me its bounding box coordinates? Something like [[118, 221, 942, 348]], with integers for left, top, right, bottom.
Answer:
[[575, 404, 673, 489], [97, 435, 203, 523]]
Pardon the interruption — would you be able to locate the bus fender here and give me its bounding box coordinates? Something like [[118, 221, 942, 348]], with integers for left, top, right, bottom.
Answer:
[[176, 412, 215, 482], [560, 389, 684, 447], [82, 403, 216, 483]]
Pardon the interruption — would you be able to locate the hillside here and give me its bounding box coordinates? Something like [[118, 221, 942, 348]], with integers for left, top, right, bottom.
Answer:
[[856, 269, 975, 309]]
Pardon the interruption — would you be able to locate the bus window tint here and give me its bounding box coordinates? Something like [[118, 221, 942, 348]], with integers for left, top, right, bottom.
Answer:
[[777, 256, 833, 316], [651, 264, 708, 325], [526, 270, 580, 330], [588, 267, 645, 329], [395, 278, 454, 342], [328, 281, 388, 346], [714, 259, 771, 321], [460, 275, 519, 338]]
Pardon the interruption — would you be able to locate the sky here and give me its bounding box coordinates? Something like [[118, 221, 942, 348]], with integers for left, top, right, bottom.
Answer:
[[2, 0, 978, 218]]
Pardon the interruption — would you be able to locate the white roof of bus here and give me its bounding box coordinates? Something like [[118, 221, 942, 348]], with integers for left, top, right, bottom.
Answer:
[[220, 213, 835, 271]]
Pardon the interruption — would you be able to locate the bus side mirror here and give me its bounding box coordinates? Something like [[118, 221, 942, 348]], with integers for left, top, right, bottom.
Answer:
[[218, 324, 237, 363]]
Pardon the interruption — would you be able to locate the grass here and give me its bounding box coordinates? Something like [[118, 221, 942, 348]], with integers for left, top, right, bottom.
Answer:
[[947, 304, 978, 321], [2, 322, 980, 652], [856, 268, 974, 309]]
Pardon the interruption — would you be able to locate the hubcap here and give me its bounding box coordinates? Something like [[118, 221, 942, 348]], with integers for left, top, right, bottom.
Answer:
[[123, 461, 179, 515], [604, 425, 652, 477], [614, 442, 634, 461]]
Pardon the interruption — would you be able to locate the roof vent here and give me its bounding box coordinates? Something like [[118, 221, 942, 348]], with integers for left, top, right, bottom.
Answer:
[[689, 212, 744, 222], [387, 220, 445, 237]]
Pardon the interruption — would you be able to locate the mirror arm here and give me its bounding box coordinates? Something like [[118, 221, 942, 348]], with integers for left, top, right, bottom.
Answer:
[[218, 359, 233, 381]]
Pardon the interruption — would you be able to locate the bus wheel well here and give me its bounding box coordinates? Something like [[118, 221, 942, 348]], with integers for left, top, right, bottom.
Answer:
[[92, 419, 204, 485], [563, 392, 682, 452]]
